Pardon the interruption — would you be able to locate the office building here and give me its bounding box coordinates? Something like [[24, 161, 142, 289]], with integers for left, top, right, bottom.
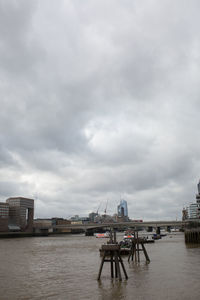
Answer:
[[187, 203, 198, 219], [117, 199, 128, 218], [0, 202, 9, 232], [196, 180, 200, 218], [6, 197, 34, 232], [184, 180, 200, 220], [89, 212, 98, 222]]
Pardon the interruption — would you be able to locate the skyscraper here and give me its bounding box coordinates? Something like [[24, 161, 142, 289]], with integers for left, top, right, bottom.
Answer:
[[184, 180, 200, 220], [196, 180, 200, 218], [117, 199, 128, 217], [197, 180, 200, 195]]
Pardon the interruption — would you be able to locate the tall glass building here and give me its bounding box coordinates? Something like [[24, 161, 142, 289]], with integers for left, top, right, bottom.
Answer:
[[196, 180, 200, 218], [184, 180, 200, 220], [197, 180, 200, 195], [117, 199, 128, 217]]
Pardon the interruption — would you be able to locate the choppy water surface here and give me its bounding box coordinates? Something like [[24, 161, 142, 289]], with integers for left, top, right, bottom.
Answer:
[[0, 232, 199, 300]]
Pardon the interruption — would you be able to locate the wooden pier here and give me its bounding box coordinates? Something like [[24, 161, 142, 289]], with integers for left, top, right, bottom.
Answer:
[[97, 244, 128, 281], [97, 230, 152, 280], [185, 229, 200, 243], [128, 231, 150, 263]]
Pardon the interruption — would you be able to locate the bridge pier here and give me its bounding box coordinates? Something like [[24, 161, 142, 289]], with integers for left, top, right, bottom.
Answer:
[[97, 244, 128, 281], [85, 229, 94, 236], [156, 227, 161, 235], [167, 226, 171, 232]]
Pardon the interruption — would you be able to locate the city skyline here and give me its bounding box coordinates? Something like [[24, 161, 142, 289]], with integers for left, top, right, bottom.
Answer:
[[1, 1, 200, 220]]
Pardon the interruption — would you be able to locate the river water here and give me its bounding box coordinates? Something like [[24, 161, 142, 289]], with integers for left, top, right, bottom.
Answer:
[[0, 232, 199, 300]]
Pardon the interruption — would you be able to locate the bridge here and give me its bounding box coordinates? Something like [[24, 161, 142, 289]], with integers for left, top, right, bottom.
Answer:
[[53, 220, 188, 231]]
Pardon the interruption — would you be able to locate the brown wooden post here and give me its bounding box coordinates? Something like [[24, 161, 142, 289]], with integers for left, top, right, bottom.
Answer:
[[141, 242, 150, 262], [128, 240, 132, 262], [110, 229, 113, 243], [97, 251, 106, 280], [115, 251, 122, 281], [110, 252, 114, 278], [115, 252, 118, 278], [114, 231, 117, 244], [128, 239, 136, 262], [128, 235, 150, 264], [118, 253, 128, 279], [98, 244, 128, 280]]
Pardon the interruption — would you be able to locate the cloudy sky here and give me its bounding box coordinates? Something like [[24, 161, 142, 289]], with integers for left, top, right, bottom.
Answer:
[[1, 0, 200, 220]]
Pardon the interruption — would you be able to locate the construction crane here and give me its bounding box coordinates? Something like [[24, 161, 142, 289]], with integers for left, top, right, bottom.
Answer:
[[96, 202, 102, 215], [104, 199, 108, 215]]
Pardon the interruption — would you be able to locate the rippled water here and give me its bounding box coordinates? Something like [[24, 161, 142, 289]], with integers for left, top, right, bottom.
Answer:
[[0, 232, 199, 300]]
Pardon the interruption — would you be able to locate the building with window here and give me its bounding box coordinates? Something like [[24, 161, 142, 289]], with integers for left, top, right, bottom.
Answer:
[[89, 212, 98, 222], [117, 199, 128, 217], [117, 199, 128, 221], [187, 203, 198, 219], [183, 180, 200, 220], [196, 180, 200, 218], [0, 202, 9, 232], [6, 197, 34, 232]]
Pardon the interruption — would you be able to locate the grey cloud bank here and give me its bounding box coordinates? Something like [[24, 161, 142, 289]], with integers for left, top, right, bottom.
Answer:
[[0, 0, 200, 220]]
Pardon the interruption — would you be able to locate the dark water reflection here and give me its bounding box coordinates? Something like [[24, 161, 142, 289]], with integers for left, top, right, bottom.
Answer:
[[0, 233, 199, 299]]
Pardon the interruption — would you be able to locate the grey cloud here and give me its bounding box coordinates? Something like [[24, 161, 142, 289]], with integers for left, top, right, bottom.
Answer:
[[0, 0, 200, 220], [0, 147, 16, 167], [0, 1, 42, 78]]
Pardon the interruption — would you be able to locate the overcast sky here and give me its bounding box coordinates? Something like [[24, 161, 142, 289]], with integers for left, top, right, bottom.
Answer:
[[1, 0, 200, 220]]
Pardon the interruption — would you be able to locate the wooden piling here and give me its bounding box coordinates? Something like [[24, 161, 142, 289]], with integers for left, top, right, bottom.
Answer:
[[97, 244, 128, 280], [128, 232, 150, 263], [185, 229, 200, 244]]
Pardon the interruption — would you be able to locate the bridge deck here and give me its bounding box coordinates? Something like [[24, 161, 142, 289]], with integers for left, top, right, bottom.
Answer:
[[53, 220, 188, 230]]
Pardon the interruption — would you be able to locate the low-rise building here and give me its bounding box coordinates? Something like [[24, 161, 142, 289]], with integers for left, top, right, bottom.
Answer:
[[71, 220, 83, 225], [52, 218, 71, 233], [34, 219, 53, 234], [89, 212, 98, 222], [182, 207, 188, 221]]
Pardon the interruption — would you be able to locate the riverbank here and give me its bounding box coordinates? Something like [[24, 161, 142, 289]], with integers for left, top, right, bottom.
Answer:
[[0, 230, 84, 238], [0, 232, 48, 238]]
